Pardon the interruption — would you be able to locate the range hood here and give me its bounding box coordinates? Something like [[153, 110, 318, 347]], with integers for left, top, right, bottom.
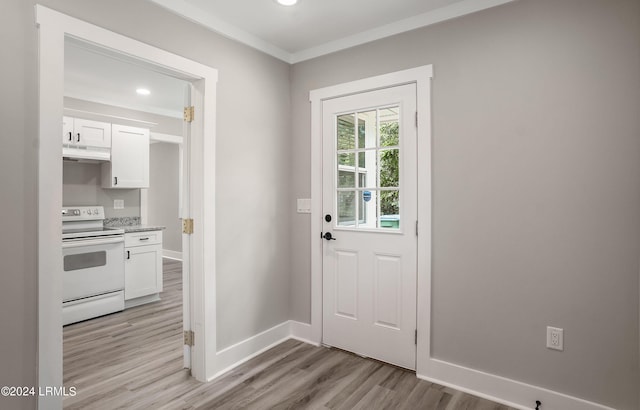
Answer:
[[62, 146, 110, 162]]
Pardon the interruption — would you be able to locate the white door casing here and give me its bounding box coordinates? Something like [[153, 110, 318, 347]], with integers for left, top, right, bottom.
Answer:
[[310, 66, 432, 378], [322, 84, 418, 370], [36, 7, 217, 408]]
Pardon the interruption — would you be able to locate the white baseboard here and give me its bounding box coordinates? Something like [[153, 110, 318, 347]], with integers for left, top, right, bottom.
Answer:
[[163, 250, 182, 260], [419, 358, 616, 410], [204, 321, 614, 410], [207, 321, 291, 381], [289, 320, 320, 346]]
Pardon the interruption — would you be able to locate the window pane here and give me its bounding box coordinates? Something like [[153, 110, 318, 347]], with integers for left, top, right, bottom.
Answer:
[[337, 114, 355, 150], [379, 149, 399, 188], [338, 170, 355, 188], [337, 191, 356, 227], [338, 152, 355, 167], [358, 151, 376, 189], [380, 107, 399, 148], [380, 190, 400, 229], [357, 110, 377, 149], [359, 190, 377, 229]]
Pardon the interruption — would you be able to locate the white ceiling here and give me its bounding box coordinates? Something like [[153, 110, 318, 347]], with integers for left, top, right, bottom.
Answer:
[[65, 38, 188, 118], [149, 0, 515, 63], [64, 0, 514, 116]]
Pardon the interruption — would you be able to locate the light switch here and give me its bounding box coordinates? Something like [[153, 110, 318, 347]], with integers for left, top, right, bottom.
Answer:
[[114, 199, 124, 210], [297, 198, 311, 214]]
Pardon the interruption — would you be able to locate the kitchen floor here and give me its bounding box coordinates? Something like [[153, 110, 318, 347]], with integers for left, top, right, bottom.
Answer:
[[63, 259, 516, 410]]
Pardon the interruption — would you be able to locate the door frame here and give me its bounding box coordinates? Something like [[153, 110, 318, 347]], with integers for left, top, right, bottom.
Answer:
[[309, 65, 432, 374], [36, 6, 217, 408]]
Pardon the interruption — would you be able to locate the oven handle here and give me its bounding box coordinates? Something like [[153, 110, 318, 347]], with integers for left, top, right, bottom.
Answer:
[[62, 236, 124, 249]]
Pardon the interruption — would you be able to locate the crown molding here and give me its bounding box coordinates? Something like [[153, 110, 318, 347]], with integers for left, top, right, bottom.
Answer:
[[150, 0, 517, 64]]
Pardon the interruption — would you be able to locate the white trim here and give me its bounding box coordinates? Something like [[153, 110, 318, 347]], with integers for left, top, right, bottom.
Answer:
[[35, 6, 218, 408], [148, 0, 515, 64], [151, 132, 184, 144], [149, 0, 291, 63], [309, 66, 433, 352], [289, 321, 320, 346], [207, 321, 292, 381], [290, 0, 515, 63], [63, 108, 159, 127], [163, 249, 183, 260], [418, 359, 616, 410]]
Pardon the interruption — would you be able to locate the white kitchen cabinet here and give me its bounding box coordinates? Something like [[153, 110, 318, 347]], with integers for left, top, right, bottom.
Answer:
[[62, 116, 112, 148], [102, 124, 150, 188], [124, 230, 163, 306]]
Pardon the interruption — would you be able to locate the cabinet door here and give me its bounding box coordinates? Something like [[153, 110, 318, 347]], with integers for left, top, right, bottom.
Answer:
[[109, 124, 150, 188], [125, 244, 162, 300], [62, 116, 74, 144], [73, 118, 111, 148]]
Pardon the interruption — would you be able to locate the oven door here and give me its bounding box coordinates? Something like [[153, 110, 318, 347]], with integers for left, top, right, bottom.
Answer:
[[62, 236, 125, 302]]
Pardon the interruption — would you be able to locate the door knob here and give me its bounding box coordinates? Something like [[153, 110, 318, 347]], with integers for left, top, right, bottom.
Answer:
[[322, 232, 336, 241]]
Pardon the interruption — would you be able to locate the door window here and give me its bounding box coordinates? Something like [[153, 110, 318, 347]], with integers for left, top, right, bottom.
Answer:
[[335, 106, 400, 229]]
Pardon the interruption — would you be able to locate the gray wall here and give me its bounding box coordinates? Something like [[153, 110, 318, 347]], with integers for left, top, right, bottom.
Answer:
[[0, 1, 37, 409], [290, 0, 639, 409], [2, 1, 290, 406], [62, 162, 141, 218], [148, 142, 182, 253]]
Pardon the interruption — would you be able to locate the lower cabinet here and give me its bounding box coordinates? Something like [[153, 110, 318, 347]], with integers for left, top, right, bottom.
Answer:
[[125, 230, 163, 307]]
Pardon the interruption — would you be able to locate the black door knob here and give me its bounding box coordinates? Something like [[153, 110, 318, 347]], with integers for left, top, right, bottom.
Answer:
[[325, 214, 332, 222], [323, 232, 336, 241]]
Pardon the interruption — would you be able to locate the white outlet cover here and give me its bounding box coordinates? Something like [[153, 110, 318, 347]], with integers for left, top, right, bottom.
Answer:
[[546, 326, 564, 351], [114, 199, 124, 210]]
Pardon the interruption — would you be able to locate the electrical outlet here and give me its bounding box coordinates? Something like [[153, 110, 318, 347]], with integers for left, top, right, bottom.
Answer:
[[546, 326, 563, 351], [114, 199, 124, 210]]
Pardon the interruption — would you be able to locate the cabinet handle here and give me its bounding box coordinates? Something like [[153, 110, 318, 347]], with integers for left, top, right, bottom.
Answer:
[[139, 237, 150, 241], [126, 250, 130, 260], [68, 132, 72, 141], [76, 133, 80, 142], [114, 177, 118, 185]]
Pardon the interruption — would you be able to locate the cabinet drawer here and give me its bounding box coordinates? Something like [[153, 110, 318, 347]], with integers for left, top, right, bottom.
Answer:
[[125, 230, 162, 247]]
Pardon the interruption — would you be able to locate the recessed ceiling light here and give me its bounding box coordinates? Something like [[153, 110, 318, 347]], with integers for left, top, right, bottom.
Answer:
[[276, 0, 297, 6], [136, 88, 151, 96]]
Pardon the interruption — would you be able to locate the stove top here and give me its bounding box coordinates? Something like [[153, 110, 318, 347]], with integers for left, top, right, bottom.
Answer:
[[62, 206, 125, 240]]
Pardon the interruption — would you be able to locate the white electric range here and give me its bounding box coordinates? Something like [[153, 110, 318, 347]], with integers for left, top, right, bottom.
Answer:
[[62, 206, 125, 325]]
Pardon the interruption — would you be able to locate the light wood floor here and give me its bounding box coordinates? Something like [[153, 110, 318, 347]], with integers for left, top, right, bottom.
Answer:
[[64, 259, 517, 410]]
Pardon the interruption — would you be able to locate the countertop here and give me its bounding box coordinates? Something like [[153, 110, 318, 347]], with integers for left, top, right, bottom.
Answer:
[[104, 217, 165, 233], [119, 225, 166, 233]]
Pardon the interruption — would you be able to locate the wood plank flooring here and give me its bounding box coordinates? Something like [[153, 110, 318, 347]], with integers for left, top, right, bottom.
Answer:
[[64, 258, 517, 410]]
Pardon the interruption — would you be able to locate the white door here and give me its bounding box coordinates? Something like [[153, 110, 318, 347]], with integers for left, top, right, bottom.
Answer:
[[322, 84, 418, 370]]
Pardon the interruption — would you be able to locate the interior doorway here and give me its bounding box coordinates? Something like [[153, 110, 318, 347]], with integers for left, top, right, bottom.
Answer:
[[36, 6, 218, 408], [61, 36, 193, 401]]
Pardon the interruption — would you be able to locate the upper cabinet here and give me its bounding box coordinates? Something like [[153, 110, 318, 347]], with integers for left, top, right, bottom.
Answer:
[[62, 116, 111, 148], [102, 124, 150, 189]]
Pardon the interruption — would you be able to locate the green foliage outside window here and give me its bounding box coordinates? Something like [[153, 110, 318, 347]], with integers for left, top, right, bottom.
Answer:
[[379, 122, 399, 215]]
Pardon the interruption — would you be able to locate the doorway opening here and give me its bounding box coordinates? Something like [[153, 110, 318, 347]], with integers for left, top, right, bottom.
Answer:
[[36, 6, 218, 408], [61, 37, 192, 406]]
